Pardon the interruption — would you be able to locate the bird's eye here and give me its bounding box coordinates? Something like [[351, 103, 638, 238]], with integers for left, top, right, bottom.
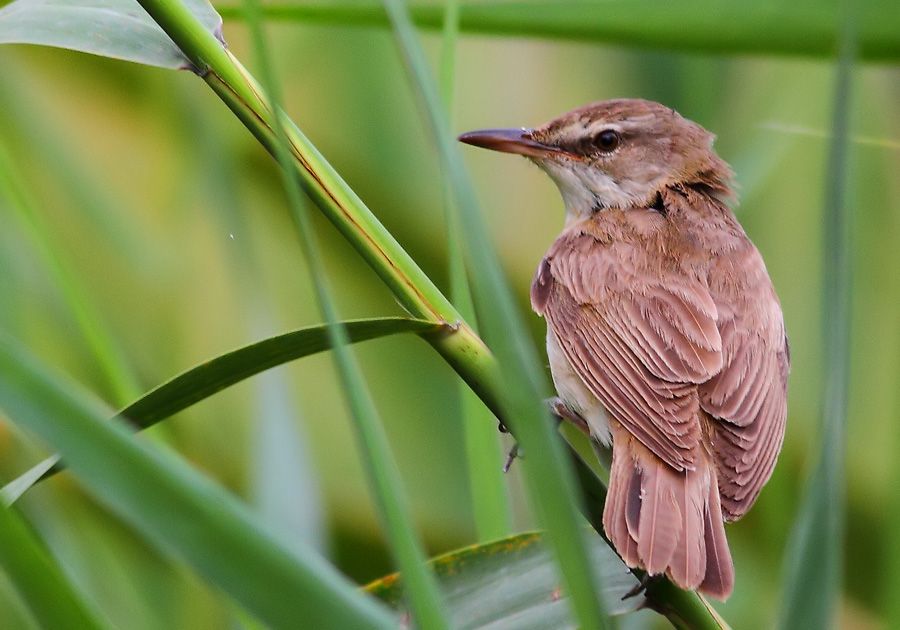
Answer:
[[594, 129, 620, 152]]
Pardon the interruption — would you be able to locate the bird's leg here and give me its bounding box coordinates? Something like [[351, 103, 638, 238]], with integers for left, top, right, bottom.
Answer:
[[547, 396, 591, 436], [502, 443, 519, 473], [621, 572, 656, 600]]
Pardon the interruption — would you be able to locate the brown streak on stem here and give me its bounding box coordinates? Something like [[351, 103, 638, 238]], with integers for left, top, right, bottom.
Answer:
[[212, 53, 444, 323]]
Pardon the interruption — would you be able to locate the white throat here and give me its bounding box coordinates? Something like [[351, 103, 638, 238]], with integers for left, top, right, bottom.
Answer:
[[537, 159, 641, 224]]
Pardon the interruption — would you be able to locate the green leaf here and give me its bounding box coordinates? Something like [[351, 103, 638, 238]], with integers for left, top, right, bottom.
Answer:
[[0, 0, 222, 69], [0, 502, 108, 629], [215, 0, 900, 62], [0, 138, 141, 406], [0, 336, 396, 629], [366, 531, 643, 628], [379, 0, 608, 626], [239, 0, 450, 622], [1, 317, 440, 504], [777, 3, 856, 629], [438, 0, 510, 543]]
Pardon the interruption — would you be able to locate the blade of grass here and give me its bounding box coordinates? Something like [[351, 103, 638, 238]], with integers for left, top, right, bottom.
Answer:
[[439, 0, 510, 542], [178, 81, 328, 555], [0, 139, 140, 405], [777, 2, 856, 628], [379, 0, 606, 626], [2, 317, 440, 503], [0, 501, 108, 629], [0, 59, 149, 268], [0, 337, 396, 629], [215, 0, 900, 62], [238, 0, 450, 626]]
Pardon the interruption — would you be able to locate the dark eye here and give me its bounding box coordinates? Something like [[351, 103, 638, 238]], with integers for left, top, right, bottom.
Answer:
[[594, 129, 620, 152]]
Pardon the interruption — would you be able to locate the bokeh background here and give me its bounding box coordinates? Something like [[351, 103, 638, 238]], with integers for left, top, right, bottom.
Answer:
[[0, 8, 898, 629]]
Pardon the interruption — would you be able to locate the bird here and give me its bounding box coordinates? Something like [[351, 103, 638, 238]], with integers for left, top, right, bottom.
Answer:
[[459, 99, 789, 599]]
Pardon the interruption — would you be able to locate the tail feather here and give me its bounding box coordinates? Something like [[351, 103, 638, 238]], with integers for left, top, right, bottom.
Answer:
[[637, 460, 681, 574], [603, 426, 734, 599], [604, 458, 640, 566], [668, 469, 707, 590], [699, 480, 735, 598]]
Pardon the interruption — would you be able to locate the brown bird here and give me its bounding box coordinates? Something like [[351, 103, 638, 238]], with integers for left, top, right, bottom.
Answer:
[[459, 99, 789, 599]]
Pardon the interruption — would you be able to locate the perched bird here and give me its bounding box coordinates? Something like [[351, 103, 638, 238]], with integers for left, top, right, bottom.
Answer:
[[459, 99, 789, 599]]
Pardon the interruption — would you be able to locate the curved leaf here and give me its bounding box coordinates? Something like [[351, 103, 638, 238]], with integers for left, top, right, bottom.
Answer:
[[2, 317, 441, 504], [0, 336, 397, 629], [0, 0, 222, 69], [378, 0, 607, 626], [366, 531, 644, 628]]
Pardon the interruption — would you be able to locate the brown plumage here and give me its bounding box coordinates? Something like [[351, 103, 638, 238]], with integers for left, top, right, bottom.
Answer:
[[460, 99, 789, 599]]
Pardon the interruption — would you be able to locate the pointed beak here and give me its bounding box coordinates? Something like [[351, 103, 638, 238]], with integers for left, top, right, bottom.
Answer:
[[458, 128, 567, 159]]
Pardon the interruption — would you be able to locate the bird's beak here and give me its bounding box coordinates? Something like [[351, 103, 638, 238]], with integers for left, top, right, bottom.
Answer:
[[458, 128, 567, 159]]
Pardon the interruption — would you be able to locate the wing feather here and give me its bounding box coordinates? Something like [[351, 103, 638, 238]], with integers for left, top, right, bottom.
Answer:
[[537, 228, 719, 471], [701, 249, 789, 520], [534, 215, 788, 516]]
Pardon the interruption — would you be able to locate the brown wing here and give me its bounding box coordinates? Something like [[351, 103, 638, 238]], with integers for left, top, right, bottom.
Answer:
[[701, 247, 789, 520], [532, 222, 723, 471]]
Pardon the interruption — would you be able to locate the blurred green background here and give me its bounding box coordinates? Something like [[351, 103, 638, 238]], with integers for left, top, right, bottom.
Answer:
[[0, 8, 898, 629]]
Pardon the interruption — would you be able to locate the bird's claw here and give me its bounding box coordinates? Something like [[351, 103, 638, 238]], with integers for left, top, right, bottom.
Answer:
[[621, 573, 653, 600]]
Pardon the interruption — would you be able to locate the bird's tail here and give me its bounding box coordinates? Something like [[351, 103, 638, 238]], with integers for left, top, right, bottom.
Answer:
[[603, 426, 734, 599]]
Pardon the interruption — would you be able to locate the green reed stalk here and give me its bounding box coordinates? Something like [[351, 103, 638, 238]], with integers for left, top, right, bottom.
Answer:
[[238, 0, 450, 625], [438, 0, 511, 542], [215, 0, 900, 62], [777, 2, 856, 628]]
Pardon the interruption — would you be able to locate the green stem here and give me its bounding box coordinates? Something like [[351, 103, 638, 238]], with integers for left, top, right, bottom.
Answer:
[[0, 142, 140, 405], [378, 0, 608, 626], [439, 0, 511, 542], [777, 1, 856, 627], [0, 502, 108, 629], [214, 0, 900, 62], [200, 47, 506, 426], [238, 0, 449, 624]]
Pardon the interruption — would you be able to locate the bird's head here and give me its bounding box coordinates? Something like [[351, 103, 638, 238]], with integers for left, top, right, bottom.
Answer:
[[459, 98, 732, 219]]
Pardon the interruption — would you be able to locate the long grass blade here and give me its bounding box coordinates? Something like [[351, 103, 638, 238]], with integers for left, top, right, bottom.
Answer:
[[216, 0, 900, 62], [0, 60, 149, 267], [238, 0, 450, 626], [777, 2, 856, 627], [0, 338, 396, 629], [1, 317, 439, 503], [181, 83, 328, 554], [379, 0, 607, 626], [0, 501, 108, 629], [0, 140, 140, 405], [439, 0, 510, 542]]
